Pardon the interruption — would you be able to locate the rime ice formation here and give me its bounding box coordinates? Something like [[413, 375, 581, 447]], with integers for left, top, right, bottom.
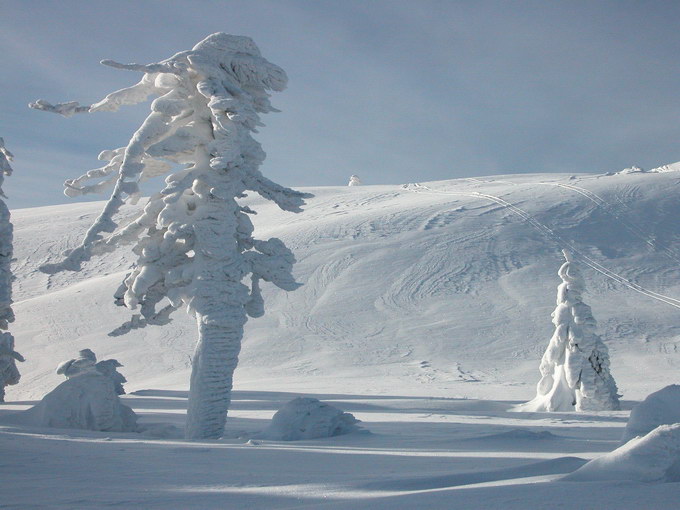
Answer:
[[348, 175, 362, 186], [621, 385, 680, 444], [22, 372, 138, 432], [56, 349, 127, 395], [259, 397, 362, 441], [564, 424, 680, 483], [519, 251, 619, 412], [0, 138, 21, 402], [31, 33, 310, 439]]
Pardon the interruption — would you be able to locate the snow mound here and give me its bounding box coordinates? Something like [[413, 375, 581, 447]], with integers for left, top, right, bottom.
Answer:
[[259, 397, 362, 441], [564, 423, 680, 483], [20, 373, 137, 432], [622, 385, 680, 444]]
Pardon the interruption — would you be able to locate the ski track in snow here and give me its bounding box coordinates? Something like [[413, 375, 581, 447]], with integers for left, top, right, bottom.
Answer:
[[404, 182, 680, 311]]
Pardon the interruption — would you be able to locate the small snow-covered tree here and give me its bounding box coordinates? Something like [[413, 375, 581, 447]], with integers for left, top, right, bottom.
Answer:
[[96, 359, 127, 395], [57, 349, 127, 394], [0, 138, 23, 402], [348, 174, 361, 186], [520, 251, 620, 412], [22, 350, 137, 432], [30, 33, 310, 438]]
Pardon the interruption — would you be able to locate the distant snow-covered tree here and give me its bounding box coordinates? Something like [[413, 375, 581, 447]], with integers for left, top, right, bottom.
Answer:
[[520, 251, 620, 412], [0, 138, 22, 402], [348, 174, 362, 186], [30, 33, 310, 438]]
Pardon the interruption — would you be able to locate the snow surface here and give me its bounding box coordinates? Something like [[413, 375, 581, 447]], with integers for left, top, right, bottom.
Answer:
[[2, 171, 680, 507]]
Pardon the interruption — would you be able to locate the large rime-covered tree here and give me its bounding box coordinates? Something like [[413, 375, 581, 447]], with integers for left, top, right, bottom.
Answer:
[[30, 33, 310, 438], [0, 138, 23, 402], [520, 251, 620, 412]]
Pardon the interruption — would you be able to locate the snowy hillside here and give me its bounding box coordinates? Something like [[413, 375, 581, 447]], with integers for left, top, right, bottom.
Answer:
[[4, 169, 680, 509], [8, 170, 680, 402]]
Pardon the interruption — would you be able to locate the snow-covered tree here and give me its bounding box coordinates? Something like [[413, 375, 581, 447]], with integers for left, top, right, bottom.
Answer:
[[348, 174, 361, 186], [520, 250, 620, 412], [95, 359, 127, 395], [57, 349, 127, 394], [56, 348, 98, 378], [22, 350, 137, 432], [0, 138, 23, 402], [30, 33, 310, 438]]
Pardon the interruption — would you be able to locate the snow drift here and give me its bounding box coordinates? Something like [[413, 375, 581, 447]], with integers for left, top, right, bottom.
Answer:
[[621, 385, 680, 444], [259, 397, 361, 440], [564, 423, 680, 483]]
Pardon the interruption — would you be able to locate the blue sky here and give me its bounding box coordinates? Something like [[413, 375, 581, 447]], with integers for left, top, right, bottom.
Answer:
[[2, 0, 680, 208]]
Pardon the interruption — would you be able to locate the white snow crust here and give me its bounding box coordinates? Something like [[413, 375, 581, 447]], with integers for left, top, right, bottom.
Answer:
[[621, 384, 680, 444], [259, 397, 361, 440]]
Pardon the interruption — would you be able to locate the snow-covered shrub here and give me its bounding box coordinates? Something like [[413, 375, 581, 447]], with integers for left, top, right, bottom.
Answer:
[[30, 33, 310, 439], [57, 349, 127, 395], [348, 174, 362, 186], [23, 353, 137, 431], [22, 372, 137, 432], [0, 138, 22, 402], [621, 385, 680, 444], [56, 348, 98, 378], [564, 423, 680, 483], [259, 397, 362, 441], [519, 251, 619, 412]]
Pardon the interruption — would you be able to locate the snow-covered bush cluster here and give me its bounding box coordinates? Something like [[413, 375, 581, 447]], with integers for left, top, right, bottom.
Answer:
[[259, 397, 362, 441], [22, 350, 136, 432], [0, 138, 22, 402], [31, 33, 310, 439], [519, 251, 619, 412]]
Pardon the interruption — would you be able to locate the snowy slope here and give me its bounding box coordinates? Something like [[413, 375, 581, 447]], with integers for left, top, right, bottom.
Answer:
[[7, 170, 680, 402], [4, 170, 680, 509]]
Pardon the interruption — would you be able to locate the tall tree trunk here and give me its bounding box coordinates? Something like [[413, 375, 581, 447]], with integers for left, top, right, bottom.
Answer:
[[185, 311, 243, 439]]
